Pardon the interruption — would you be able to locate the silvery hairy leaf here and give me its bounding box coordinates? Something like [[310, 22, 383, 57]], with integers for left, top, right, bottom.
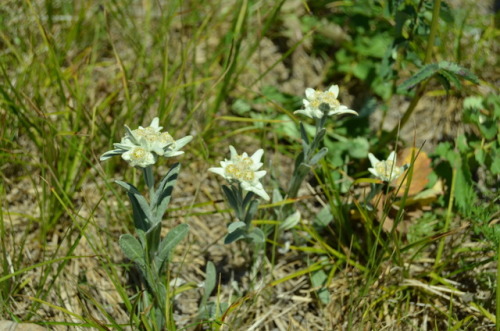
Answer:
[[153, 162, 181, 220], [154, 223, 190, 274], [309, 147, 328, 166], [119, 234, 146, 270], [115, 180, 152, 234]]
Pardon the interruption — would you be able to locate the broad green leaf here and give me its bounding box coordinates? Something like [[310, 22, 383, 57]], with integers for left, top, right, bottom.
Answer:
[[231, 99, 251, 115], [463, 96, 483, 110], [346, 137, 369, 159], [279, 210, 301, 230], [201, 301, 228, 319], [352, 60, 373, 80], [119, 234, 145, 269], [313, 207, 333, 230], [248, 228, 265, 244], [353, 33, 391, 58], [227, 221, 246, 233], [272, 187, 283, 204], [478, 119, 498, 140], [154, 223, 189, 273], [311, 269, 330, 304], [474, 148, 485, 165], [224, 227, 247, 244]]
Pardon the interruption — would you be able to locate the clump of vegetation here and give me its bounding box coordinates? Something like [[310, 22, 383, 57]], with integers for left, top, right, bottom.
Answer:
[[0, 0, 498, 330]]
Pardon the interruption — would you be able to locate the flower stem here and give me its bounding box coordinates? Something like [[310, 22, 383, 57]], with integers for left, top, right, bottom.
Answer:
[[287, 118, 326, 200], [380, 0, 441, 146], [143, 166, 155, 198], [433, 166, 456, 274], [424, 0, 442, 64]]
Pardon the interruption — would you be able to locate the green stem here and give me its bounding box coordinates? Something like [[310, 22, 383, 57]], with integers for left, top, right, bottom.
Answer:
[[425, 0, 442, 64], [286, 117, 326, 201], [381, 0, 441, 145], [143, 166, 155, 199], [434, 167, 456, 272]]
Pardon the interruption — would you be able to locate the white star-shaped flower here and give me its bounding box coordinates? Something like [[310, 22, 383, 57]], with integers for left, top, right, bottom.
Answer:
[[100, 117, 192, 168], [368, 151, 406, 182], [209, 146, 270, 200], [295, 85, 358, 119]]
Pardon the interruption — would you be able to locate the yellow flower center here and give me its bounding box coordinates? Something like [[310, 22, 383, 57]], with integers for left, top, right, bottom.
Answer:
[[130, 147, 148, 161], [375, 160, 402, 181], [225, 155, 256, 182], [309, 90, 340, 111], [133, 128, 175, 146]]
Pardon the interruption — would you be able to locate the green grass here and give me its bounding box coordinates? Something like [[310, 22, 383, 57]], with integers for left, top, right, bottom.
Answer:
[[1, 0, 499, 330]]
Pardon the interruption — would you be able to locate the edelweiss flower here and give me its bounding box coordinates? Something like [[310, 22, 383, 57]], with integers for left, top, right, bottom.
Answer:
[[100, 117, 192, 167], [121, 146, 156, 168], [368, 151, 406, 182], [209, 146, 270, 200], [295, 85, 358, 119]]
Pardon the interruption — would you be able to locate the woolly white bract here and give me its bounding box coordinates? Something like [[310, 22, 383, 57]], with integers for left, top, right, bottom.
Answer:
[[209, 146, 270, 200], [295, 85, 358, 119], [368, 151, 406, 182], [100, 117, 192, 167]]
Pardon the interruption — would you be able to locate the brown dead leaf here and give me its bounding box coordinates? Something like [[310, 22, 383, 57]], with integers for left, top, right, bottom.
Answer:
[[395, 147, 432, 197]]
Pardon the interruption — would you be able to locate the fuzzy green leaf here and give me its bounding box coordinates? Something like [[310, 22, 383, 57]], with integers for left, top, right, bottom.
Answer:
[[438, 61, 479, 84], [309, 147, 328, 166], [153, 163, 180, 220], [115, 180, 152, 233], [310, 128, 326, 152], [313, 207, 333, 230], [119, 234, 145, 269], [280, 210, 301, 231], [146, 221, 162, 261], [398, 63, 439, 92], [347, 137, 369, 159], [438, 70, 461, 90], [227, 221, 246, 233], [224, 227, 247, 244], [241, 190, 255, 211], [202, 261, 216, 305], [154, 223, 189, 273], [248, 228, 265, 244], [243, 199, 259, 225], [222, 185, 241, 218], [272, 187, 283, 204], [311, 270, 330, 304]]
